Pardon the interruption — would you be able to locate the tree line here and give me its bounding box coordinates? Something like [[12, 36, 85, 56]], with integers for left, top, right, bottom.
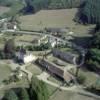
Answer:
[[0, 0, 86, 16], [75, 0, 100, 71], [75, 0, 100, 31]]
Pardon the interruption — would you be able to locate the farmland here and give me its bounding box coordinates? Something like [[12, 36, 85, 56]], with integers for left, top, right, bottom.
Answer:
[[19, 8, 95, 36]]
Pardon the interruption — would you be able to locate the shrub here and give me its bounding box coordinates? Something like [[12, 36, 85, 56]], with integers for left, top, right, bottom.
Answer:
[[77, 74, 86, 84]]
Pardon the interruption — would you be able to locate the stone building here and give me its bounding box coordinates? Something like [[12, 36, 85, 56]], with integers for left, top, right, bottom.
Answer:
[[16, 48, 36, 64], [36, 58, 75, 84], [52, 49, 84, 66]]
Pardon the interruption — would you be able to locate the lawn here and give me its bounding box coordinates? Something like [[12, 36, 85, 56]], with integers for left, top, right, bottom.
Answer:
[[48, 76, 63, 85], [69, 67, 99, 87], [19, 8, 95, 36], [49, 90, 98, 100], [26, 63, 42, 76], [15, 34, 41, 42]]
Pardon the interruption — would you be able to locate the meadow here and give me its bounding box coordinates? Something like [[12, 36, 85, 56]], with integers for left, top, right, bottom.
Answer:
[[19, 8, 95, 36]]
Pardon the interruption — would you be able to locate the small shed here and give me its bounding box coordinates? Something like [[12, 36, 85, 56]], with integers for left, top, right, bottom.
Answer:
[[45, 27, 68, 34]]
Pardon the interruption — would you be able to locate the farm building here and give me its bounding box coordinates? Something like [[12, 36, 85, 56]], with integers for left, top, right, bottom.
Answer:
[[3, 21, 18, 31], [44, 27, 69, 37], [36, 58, 75, 84], [52, 49, 84, 66], [45, 27, 68, 33], [16, 48, 36, 64], [47, 36, 56, 47]]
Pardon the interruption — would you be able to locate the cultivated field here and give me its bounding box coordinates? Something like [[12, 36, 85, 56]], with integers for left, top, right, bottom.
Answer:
[[0, 6, 10, 16], [19, 8, 95, 36]]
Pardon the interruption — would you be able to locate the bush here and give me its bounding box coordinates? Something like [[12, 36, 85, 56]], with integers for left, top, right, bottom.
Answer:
[[77, 74, 86, 84]]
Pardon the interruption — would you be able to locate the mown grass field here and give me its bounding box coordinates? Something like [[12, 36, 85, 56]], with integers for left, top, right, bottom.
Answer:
[[19, 8, 95, 36], [0, 6, 10, 16]]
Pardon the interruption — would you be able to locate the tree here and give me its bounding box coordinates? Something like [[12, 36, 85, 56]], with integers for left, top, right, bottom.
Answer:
[[77, 0, 100, 31], [87, 48, 100, 70], [4, 39, 15, 58], [4, 90, 19, 100], [31, 76, 49, 100], [20, 88, 30, 100], [92, 32, 100, 48]]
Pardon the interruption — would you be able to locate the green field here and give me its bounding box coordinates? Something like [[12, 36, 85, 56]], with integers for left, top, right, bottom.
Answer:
[[19, 8, 95, 36]]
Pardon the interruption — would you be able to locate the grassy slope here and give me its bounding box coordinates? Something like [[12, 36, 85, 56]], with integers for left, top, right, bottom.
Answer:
[[19, 8, 95, 36]]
